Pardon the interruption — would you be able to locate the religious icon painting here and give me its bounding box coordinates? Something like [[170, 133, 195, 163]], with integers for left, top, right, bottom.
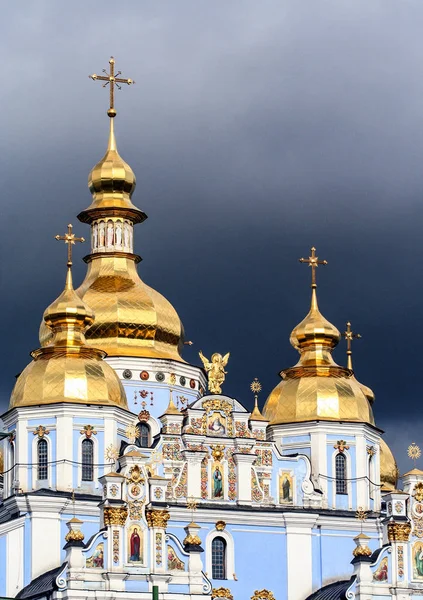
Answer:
[[212, 463, 224, 499], [207, 411, 226, 437], [279, 471, 294, 504], [85, 542, 104, 569], [413, 541, 423, 579], [127, 524, 144, 564], [167, 545, 185, 571], [373, 556, 388, 581]]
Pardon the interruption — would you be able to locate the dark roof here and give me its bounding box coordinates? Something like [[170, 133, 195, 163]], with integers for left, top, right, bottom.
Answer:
[[305, 576, 356, 600], [16, 563, 67, 599]]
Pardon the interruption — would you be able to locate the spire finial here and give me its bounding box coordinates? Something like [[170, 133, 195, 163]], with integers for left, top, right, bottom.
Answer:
[[55, 224, 85, 269], [343, 322, 362, 371], [299, 247, 328, 288], [89, 56, 135, 118], [250, 378, 262, 411]]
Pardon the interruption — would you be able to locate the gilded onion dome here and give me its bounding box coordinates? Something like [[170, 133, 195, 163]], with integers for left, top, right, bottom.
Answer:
[[12, 264, 127, 410], [40, 81, 185, 361], [379, 438, 399, 491], [263, 251, 374, 425]]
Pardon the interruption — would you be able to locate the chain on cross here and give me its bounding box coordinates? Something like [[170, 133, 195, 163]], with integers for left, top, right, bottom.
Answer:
[[55, 224, 85, 267], [343, 322, 361, 370], [89, 57, 135, 117], [299, 247, 328, 287]]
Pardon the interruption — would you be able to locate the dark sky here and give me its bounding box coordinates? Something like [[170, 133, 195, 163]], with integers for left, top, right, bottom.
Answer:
[[2, 1, 423, 475]]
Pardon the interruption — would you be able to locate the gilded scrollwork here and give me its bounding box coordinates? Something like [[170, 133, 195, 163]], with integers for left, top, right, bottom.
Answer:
[[146, 509, 170, 529], [103, 506, 128, 526], [251, 591, 275, 600], [212, 588, 233, 600], [388, 521, 412, 542]]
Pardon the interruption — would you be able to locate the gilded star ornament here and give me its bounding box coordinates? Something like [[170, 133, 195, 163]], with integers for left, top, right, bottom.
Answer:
[[105, 444, 119, 464], [408, 442, 421, 463], [125, 424, 140, 444], [250, 378, 262, 395]]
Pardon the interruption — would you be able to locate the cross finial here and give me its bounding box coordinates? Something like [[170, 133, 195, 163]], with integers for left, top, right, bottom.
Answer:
[[89, 56, 135, 118], [343, 322, 362, 371], [299, 247, 328, 288], [55, 224, 85, 268]]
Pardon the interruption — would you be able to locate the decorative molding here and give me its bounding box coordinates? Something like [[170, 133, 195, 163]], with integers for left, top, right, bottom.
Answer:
[[80, 424, 97, 438], [212, 588, 233, 599], [33, 425, 50, 438], [146, 509, 170, 529], [216, 520, 226, 531], [334, 440, 350, 452], [387, 521, 412, 542], [103, 506, 128, 526]]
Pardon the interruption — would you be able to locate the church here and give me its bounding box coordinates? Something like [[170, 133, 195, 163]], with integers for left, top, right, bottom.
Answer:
[[0, 57, 422, 600]]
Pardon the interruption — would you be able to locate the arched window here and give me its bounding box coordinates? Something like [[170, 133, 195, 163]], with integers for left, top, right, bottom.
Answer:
[[335, 453, 347, 494], [81, 439, 94, 481], [212, 537, 227, 580], [136, 423, 150, 448], [37, 439, 48, 480]]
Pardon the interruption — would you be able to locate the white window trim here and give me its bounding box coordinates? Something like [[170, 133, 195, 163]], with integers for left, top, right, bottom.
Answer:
[[205, 529, 235, 581], [32, 435, 52, 489], [331, 449, 352, 509], [77, 434, 99, 488]]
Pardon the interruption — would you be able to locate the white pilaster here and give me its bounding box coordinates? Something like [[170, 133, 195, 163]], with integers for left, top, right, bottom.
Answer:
[[56, 415, 73, 490], [183, 450, 207, 499], [6, 525, 24, 596], [285, 514, 317, 600], [233, 453, 256, 503]]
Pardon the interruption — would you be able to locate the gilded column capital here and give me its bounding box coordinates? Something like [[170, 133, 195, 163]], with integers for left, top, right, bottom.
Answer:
[[103, 506, 128, 526], [146, 509, 170, 529], [212, 588, 233, 600], [387, 521, 412, 542]]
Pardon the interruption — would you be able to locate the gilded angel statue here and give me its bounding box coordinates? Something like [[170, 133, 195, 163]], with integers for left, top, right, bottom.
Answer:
[[199, 351, 230, 394]]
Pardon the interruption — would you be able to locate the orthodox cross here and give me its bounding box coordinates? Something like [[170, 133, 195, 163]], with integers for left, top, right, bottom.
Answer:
[[55, 224, 85, 268], [89, 56, 135, 117], [343, 322, 361, 370], [299, 247, 327, 287]]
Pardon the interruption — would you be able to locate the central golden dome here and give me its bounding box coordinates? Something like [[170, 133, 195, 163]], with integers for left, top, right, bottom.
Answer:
[[12, 265, 128, 410], [39, 114, 185, 362], [263, 273, 375, 426]]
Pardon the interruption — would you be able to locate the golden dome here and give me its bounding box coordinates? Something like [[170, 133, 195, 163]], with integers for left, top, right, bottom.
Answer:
[[39, 115, 185, 362], [263, 281, 375, 426], [12, 266, 127, 410], [379, 438, 399, 491], [78, 118, 146, 225]]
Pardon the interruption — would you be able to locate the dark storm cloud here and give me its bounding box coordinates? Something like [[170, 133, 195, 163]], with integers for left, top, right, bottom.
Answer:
[[2, 0, 423, 473]]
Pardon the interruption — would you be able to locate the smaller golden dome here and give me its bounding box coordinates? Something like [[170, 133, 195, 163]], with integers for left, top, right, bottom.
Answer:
[[79, 118, 145, 224], [10, 266, 128, 410], [379, 438, 399, 492]]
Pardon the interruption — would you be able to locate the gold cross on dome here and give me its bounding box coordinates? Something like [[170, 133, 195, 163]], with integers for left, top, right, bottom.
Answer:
[[299, 247, 327, 287], [343, 322, 361, 370], [89, 56, 135, 117], [55, 224, 85, 267]]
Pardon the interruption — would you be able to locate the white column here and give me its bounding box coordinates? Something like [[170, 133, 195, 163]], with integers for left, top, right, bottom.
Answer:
[[355, 433, 368, 509], [31, 512, 61, 579], [16, 419, 28, 492], [233, 453, 256, 503], [285, 514, 317, 600], [310, 431, 327, 504], [56, 415, 73, 490], [6, 526, 24, 596], [183, 451, 207, 498]]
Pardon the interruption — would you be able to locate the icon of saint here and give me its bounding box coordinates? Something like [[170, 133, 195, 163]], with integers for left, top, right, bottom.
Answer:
[[130, 527, 141, 562], [213, 465, 223, 498], [208, 414, 226, 436]]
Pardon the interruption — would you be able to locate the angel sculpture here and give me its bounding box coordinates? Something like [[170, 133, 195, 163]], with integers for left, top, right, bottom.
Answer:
[[199, 351, 230, 394]]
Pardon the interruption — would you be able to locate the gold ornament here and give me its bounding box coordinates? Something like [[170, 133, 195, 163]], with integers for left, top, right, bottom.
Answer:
[[103, 506, 128, 526], [387, 522, 411, 542], [334, 440, 350, 452], [408, 442, 422, 463], [183, 533, 201, 546], [125, 424, 140, 443], [65, 529, 85, 542], [414, 482, 423, 502], [33, 425, 50, 438], [199, 351, 230, 394], [212, 588, 233, 600], [352, 545, 372, 557], [146, 509, 170, 529], [342, 322, 361, 371], [105, 444, 119, 464], [55, 224, 85, 268], [89, 56, 135, 118], [250, 379, 262, 395], [127, 465, 144, 485], [215, 520, 226, 531], [211, 445, 225, 462], [80, 424, 97, 438], [355, 506, 368, 533], [251, 591, 275, 600]]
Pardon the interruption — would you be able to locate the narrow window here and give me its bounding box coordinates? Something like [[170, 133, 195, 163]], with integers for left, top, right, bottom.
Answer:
[[38, 439, 48, 480], [82, 439, 94, 481], [212, 537, 226, 580], [136, 423, 150, 448], [369, 456, 374, 500], [335, 452, 347, 494]]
